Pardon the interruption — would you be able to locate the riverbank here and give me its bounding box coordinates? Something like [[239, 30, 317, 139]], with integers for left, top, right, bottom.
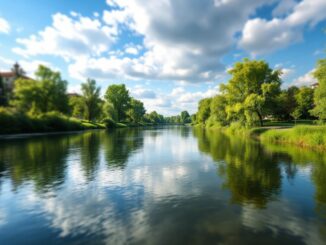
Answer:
[[0, 110, 105, 134], [260, 125, 326, 151], [195, 122, 326, 151], [0, 109, 186, 135]]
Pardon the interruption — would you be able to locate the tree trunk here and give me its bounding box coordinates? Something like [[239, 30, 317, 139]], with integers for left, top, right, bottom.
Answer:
[[256, 111, 263, 127]]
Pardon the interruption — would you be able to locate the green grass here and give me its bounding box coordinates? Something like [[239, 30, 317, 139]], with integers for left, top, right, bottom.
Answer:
[[196, 119, 326, 150], [263, 119, 314, 127], [0, 108, 105, 134], [260, 125, 326, 150]]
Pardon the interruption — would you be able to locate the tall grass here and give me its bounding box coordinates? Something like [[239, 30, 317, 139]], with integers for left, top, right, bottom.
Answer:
[[261, 125, 326, 150], [0, 108, 105, 134]]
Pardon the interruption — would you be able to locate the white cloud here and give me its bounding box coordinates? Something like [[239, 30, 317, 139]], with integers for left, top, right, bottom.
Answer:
[[131, 86, 156, 99], [0, 55, 54, 77], [131, 85, 218, 115], [13, 13, 117, 60], [239, 0, 326, 55], [11, 0, 324, 90], [71, 0, 276, 83], [272, 0, 297, 17], [125, 47, 139, 55], [291, 69, 317, 87], [0, 17, 10, 34]]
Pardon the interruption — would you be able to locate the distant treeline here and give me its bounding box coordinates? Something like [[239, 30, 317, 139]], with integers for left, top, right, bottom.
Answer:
[[193, 58, 326, 127], [0, 65, 191, 133]]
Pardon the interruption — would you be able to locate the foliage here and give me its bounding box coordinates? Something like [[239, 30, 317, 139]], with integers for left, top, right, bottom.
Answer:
[[0, 107, 104, 134], [197, 98, 212, 124], [274, 86, 298, 120], [12, 65, 69, 114], [81, 79, 102, 121], [180, 111, 191, 123], [294, 86, 314, 119], [127, 98, 146, 123], [105, 84, 131, 122], [310, 59, 326, 120], [261, 125, 326, 150], [69, 95, 85, 119], [221, 59, 281, 126], [144, 111, 165, 124]]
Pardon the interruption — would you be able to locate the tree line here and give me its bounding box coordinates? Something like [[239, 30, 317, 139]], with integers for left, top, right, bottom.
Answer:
[[194, 58, 326, 127], [0, 65, 192, 126]]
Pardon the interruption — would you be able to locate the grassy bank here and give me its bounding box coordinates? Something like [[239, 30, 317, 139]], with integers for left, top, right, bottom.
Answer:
[[260, 125, 326, 150], [0, 109, 105, 134], [195, 120, 326, 150]]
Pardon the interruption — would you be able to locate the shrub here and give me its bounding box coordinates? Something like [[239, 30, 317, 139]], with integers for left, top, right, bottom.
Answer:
[[103, 117, 116, 128], [0, 108, 104, 134]]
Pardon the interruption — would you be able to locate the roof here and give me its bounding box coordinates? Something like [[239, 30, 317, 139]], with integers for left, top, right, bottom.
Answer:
[[0, 72, 15, 78], [0, 72, 30, 80]]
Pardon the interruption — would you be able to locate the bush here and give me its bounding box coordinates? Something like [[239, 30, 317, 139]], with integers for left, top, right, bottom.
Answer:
[[0, 107, 104, 134], [103, 117, 116, 128]]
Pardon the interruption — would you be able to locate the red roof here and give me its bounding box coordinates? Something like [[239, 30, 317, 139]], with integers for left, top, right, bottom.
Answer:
[[0, 72, 30, 79], [0, 72, 15, 78]]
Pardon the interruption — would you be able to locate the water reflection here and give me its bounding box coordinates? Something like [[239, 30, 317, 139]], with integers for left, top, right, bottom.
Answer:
[[193, 128, 281, 208], [0, 127, 325, 244], [104, 128, 144, 169]]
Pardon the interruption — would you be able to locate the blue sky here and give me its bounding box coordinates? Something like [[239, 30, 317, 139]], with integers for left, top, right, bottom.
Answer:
[[0, 0, 325, 115]]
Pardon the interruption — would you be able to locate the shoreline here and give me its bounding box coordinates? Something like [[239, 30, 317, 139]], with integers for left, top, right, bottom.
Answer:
[[197, 124, 326, 152], [0, 128, 106, 140]]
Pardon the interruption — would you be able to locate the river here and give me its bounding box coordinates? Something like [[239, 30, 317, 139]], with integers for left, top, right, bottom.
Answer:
[[0, 126, 325, 244]]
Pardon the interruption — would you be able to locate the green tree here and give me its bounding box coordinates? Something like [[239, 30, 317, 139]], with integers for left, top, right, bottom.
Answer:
[[221, 59, 281, 126], [81, 79, 102, 121], [291, 109, 301, 124], [34, 65, 69, 113], [127, 98, 146, 123], [180, 110, 191, 123], [11, 78, 43, 113], [0, 76, 7, 106], [294, 86, 314, 119], [197, 98, 212, 124], [310, 59, 326, 120], [210, 95, 228, 126], [275, 86, 299, 120], [68, 95, 85, 119], [105, 84, 131, 122], [103, 102, 117, 121], [13, 65, 69, 114]]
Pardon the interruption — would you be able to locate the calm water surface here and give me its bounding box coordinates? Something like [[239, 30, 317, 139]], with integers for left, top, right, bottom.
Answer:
[[0, 127, 325, 244]]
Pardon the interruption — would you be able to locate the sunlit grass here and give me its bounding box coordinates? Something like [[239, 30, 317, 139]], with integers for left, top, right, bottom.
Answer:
[[261, 125, 326, 150]]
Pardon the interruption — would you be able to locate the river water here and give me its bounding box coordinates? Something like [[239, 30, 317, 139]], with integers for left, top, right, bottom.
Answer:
[[0, 127, 325, 244]]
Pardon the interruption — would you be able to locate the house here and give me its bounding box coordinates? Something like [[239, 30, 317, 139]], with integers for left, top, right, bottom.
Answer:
[[0, 63, 29, 105], [311, 83, 319, 89]]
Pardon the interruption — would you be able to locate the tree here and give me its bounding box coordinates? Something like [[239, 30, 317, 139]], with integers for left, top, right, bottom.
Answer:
[[69, 95, 85, 119], [210, 95, 228, 126], [294, 86, 314, 119], [81, 79, 102, 121], [11, 62, 26, 77], [105, 84, 131, 122], [180, 111, 191, 123], [12, 65, 69, 114], [275, 86, 299, 120], [221, 59, 281, 126], [35, 65, 69, 113], [127, 98, 146, 123], [310, 59, 326, 120], [0, 76, 7, 106], [197, 98, 212, 124], [11, 78, 43, 113], [291, 109, 301, 125]]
